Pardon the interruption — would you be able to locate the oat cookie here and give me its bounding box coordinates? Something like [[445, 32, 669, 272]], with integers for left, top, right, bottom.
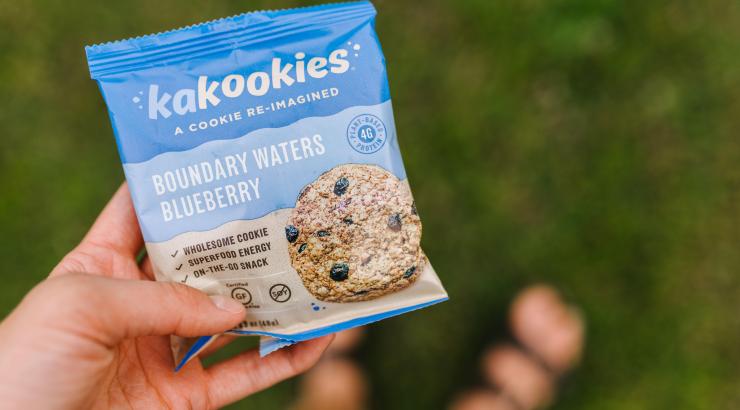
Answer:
[[286, 164, 423, 302]]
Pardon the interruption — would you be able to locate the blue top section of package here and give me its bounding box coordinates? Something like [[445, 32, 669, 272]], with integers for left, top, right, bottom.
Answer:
[[85, 1, 388, 165]]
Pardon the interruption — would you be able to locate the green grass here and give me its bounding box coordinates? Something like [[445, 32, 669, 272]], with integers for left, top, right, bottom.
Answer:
[[2, 0, 740, 408]]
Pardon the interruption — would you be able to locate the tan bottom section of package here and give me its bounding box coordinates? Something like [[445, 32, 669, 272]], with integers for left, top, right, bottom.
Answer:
[[146, 207, 446, 336]]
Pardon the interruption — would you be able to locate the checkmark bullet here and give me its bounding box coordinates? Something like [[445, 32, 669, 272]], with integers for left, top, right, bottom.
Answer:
[[171, 250, 178, 257], [175, 264, 183, 270]]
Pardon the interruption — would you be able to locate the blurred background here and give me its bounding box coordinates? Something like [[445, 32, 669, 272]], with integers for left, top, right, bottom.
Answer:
[[2, 0, 740, 408]]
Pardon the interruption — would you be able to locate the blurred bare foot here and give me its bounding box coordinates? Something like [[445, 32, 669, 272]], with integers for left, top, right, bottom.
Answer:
[[451, 284, 585, 410], [326, 327, 365, 354], [292, 327, 367, 410], [481, 345, 553, 409], [292, 357, 368, 410], [510, 285, 584, 374], [449, 389, 517, 410]]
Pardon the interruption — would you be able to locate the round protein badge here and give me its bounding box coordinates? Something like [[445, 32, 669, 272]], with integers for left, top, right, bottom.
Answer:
[[347, 114, 387, 154]]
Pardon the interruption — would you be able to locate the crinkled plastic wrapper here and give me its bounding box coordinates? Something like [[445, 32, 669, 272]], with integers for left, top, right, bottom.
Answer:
[[85, 1, 447, 370]]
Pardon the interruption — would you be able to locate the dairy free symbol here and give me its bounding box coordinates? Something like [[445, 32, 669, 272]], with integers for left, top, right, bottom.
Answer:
[[269, 284, 291, 303], [231, 287, 252, 306]]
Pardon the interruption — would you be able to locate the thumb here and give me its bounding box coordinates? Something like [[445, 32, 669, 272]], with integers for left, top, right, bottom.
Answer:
[[25, 274, 246, 346]]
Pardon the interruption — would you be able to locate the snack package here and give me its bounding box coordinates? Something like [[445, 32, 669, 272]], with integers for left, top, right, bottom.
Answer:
[[85, 1, 447, 369]]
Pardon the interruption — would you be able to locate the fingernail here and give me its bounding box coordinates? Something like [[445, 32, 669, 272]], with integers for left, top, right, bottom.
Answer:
[[210, 295, 245, 314]]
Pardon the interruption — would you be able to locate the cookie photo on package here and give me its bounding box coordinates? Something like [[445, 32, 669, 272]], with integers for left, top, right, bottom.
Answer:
[[84, 1, 448, 369]]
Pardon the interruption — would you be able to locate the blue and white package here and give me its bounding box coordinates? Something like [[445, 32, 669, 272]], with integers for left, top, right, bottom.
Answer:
[[85, 1, 447, 369]]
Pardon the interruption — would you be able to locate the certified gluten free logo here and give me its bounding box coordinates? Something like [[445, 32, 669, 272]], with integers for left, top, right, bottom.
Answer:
[[231, 287, 252, 306], [347, 114, 387, 154]]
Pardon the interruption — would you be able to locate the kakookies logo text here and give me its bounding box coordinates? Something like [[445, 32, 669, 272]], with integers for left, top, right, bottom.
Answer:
[[146, 48, 351, 120]]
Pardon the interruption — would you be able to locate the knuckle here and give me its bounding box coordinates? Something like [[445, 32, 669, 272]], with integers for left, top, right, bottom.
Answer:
[[162, 281, 203, 307], [53, 251, 90, 276]]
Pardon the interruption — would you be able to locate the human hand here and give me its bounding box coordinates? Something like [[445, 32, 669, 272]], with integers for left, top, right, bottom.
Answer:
[[0, 184, 333, 409]]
